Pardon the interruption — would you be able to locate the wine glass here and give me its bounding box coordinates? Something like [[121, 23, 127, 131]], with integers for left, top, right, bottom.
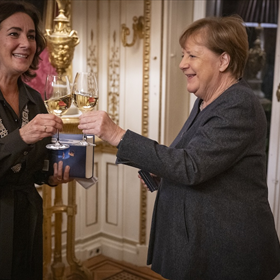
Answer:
[[72, 72, 99, 146], [44, 74, 72, 150]]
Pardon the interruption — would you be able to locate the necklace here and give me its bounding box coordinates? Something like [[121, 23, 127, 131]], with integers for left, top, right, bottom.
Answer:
[[199, 80, 238, 111]]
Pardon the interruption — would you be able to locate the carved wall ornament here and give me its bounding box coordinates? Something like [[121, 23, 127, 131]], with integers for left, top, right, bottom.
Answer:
[[87, 30, 98, 79], [121, 15, 145, 47], [87, 29, 99, 109], [108, 31, 120, 125]]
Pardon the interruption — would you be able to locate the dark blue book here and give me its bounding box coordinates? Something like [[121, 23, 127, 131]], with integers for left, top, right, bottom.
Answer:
[[46, 133, 95, 179]]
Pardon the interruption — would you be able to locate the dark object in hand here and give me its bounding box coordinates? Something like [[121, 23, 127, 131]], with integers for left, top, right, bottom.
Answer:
[[138, 170, 159, 192]]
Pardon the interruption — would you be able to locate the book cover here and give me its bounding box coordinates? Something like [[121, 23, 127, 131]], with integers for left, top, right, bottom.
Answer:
[[47, 134, 95, 179]]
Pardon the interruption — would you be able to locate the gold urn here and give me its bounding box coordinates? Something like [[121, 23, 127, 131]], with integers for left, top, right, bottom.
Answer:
[[45, 0, 79, 75]]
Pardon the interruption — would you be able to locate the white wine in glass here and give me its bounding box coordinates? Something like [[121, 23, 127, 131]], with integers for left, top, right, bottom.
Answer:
[[72, 72, 98, 145], [44, 74, 72, 150]]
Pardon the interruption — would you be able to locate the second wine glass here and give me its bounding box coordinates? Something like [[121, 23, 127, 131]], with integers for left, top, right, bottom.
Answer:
[[72, 72, 99, 146], [44, 74, 72, 150]]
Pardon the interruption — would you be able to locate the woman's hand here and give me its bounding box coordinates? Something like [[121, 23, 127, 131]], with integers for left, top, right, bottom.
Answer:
[[138, 173, 149, 190], [19, 114, 63, 144], [78, 110, 126, 146], [48, 161, 72, 186], [138, 172, 160, 192]]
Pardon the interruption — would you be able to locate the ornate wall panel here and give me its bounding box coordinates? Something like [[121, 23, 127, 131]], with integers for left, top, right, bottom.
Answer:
[[107, 1, 121, 124], [87, 0, 99, 111]]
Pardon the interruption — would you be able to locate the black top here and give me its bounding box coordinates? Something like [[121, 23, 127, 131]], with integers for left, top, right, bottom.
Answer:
[[0, 79, 50, 279]]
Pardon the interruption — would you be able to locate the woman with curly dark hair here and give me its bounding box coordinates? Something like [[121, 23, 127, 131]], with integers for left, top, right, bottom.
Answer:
[[0, 1, 70, 279]]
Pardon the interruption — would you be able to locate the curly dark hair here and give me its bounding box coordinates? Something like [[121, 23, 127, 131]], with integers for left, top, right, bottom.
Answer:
[[0, 1, 47, 81]]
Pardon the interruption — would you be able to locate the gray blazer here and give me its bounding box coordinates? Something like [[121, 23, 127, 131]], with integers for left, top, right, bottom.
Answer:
[[116, 79, 280, 280]]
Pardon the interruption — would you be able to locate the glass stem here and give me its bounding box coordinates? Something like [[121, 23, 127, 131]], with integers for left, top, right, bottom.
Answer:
[[82, 133, 86, 142], [54, 129, 60, 146]]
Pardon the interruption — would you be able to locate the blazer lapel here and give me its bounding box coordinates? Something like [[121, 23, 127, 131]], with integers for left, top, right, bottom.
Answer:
[[170, 98, 201, 148]]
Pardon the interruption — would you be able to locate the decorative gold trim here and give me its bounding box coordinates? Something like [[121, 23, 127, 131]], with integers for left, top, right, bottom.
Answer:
[[86, 0, 99, 108], [66, 182, 92, 279], [121, 16, 145, 47], [87, 29, 98, 85], [108, 30, 120, 125], [140, 0, 151, 245]]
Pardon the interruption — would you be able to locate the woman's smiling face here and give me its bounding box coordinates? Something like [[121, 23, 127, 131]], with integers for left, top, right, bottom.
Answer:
[[0, 12, 36, 78], [179, 33, 223, 100]]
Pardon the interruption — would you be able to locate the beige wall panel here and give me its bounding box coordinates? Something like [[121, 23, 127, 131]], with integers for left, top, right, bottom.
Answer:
[[106, 163, 119, 225], [161, 0, 193, 146], [85, 162, 98, 226]]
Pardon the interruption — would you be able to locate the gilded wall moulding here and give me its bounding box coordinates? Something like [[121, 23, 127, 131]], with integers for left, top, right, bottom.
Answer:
[[108, 31, 120, 125], [121, 15, 145, 47], [87, 29, 99, 109], [140, 0, 151, 246], [87, 30, 98, 79]]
